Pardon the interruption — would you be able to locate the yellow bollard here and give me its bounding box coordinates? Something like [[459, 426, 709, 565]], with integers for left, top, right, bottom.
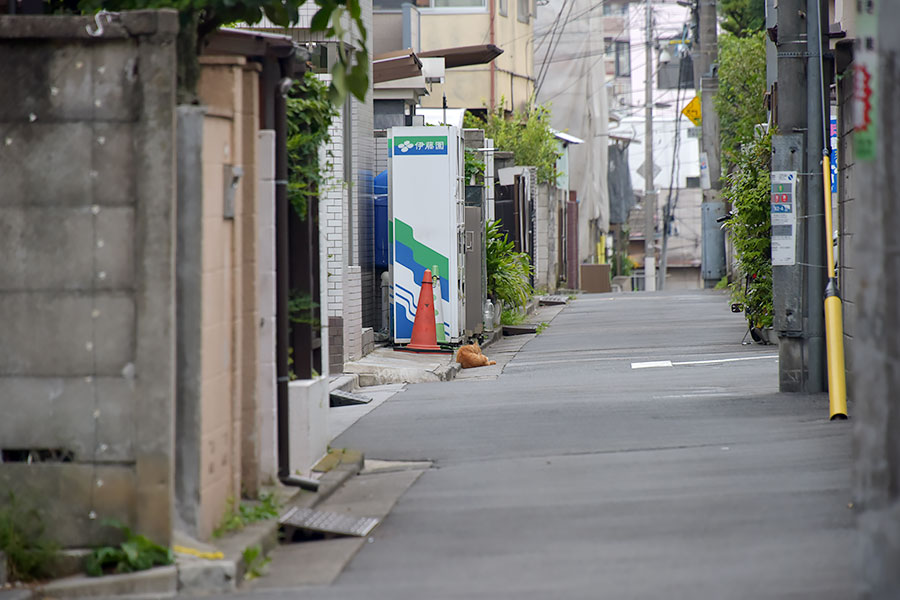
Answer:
[[822, 153, 847, 419]]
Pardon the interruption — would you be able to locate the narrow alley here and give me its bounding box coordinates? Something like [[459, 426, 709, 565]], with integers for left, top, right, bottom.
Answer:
[[200, 290, 854, 600]]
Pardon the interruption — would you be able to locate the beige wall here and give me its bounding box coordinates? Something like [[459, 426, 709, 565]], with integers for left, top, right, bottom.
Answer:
[[418, 2, 534, 112], [196, 57, 261, 539]]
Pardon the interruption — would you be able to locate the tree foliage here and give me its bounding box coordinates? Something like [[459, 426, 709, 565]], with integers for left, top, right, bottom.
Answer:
[[719, 0, 765, 37], [465, 103, 561, 185], [52, 0, 368, 104], [715, 31, 768, 171], [723, 131, 773, 328]]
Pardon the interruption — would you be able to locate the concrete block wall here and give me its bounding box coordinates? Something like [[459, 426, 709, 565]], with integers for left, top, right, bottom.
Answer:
[[0, 11, 178, 547], [534, 183, 562, 293]]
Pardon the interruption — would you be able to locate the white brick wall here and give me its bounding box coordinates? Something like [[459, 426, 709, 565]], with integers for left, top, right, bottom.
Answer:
[[320, 104, 346, 321]]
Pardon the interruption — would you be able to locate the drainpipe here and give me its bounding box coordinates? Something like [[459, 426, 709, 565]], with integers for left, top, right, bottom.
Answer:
[[490, 0, 496, 109], [274, 58, 291, 483], [274, 53, 320, 492]]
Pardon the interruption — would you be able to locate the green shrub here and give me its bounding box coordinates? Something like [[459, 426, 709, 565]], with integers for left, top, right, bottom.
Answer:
[[485, 220, 533, 309], [723, 131, 773, 327], [85, 521, 173, 577], [213, 493, 281, 538], [0, 492, 59, 582]]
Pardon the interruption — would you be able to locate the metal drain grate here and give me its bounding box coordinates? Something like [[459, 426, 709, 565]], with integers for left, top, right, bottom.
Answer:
[[330, 389, 372, 407], [280, 507, 379, 538]]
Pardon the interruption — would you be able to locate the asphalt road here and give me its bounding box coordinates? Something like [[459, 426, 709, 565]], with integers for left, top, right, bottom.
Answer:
[[218, 290, 856, 599]]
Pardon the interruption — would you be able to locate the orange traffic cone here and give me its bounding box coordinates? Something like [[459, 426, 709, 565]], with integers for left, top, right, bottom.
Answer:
[[405, 269, 442, 352]]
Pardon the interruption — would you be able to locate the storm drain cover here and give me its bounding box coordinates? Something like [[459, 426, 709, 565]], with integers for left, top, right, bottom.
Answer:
[[538, 295, 568, 306], [330, 389, 372, 407], [280, 507, 379, 538]]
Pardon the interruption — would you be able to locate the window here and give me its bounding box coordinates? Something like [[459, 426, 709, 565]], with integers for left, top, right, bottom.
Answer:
[[602, 1, 628, 16], [432, 0, 486, 7], [498, 0, 507, 16], [605, 39, 630, 78], [517, 0, 529, 23]]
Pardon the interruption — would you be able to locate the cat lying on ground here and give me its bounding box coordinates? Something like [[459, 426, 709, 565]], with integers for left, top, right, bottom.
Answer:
[[455, 341, 496, 368]]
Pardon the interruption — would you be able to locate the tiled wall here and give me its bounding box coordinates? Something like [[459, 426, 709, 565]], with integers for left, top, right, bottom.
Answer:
[[196, 58, 262, 537], [344, 266, 363, 361], [199, 112, 239, 539]]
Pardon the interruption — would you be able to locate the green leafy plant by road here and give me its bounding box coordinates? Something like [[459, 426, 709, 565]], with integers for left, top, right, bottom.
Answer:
[[213, 493, 280, 538], [464, 149, 485, 185], [716, 29, 772, 327], [85, 521, 173, 577], [715, 32, 768, 172], [723, 131, 773, 328], [0, 492, 60, 582], [465, 102, 560, 184], [241, 545, 271, 580], [485, 220, 533, 310], [499, 309, 526, 326]]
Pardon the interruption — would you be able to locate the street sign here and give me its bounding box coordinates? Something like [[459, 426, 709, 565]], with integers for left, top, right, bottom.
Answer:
[[771, 171, 798, 266], [682, 96, 702, 126]]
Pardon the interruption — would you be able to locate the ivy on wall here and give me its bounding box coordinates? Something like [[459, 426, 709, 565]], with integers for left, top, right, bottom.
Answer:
[[286, 71, 339, 220]]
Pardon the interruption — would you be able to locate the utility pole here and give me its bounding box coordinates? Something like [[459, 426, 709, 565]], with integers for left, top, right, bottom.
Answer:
[[643, 0, 657, 292], [697, 0, 724, 289], [770, 0, 808, 391], [804, 0, 826, 392]]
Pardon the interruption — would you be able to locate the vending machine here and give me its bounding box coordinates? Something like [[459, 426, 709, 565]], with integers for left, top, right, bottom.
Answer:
[[389, 125, 466, 344]]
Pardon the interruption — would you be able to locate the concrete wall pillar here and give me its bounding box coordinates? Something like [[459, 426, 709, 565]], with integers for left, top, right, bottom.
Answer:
[[853, 3, 900, 597], [0, 10, 178, 547]]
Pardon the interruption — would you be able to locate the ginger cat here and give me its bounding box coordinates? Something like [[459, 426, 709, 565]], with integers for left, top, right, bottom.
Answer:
[[455, 341, 496, 368]]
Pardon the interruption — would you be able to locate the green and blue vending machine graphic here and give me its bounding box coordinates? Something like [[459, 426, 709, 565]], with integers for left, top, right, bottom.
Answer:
[[389, 126, 465, 344]]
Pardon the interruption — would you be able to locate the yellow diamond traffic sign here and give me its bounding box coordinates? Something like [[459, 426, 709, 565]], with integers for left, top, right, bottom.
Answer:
[[682, 96, 702, 126]]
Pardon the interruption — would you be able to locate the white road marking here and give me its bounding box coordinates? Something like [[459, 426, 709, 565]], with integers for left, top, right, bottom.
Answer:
[[632, 354, 777, 370], [631, 360, 674, 369], [671, 355, 778, 366]]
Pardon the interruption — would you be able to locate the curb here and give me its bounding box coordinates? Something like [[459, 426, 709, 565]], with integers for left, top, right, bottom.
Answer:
[[329, 374, 359, 393], [178, 450, 364, 595], [26, 453, 365, 599]]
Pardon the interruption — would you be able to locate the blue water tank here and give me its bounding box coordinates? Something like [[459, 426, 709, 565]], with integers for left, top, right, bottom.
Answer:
[[374, 169, 388, 268]]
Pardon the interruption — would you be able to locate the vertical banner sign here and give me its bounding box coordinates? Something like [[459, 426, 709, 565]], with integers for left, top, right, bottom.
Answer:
[[854, 0, 878, 161], [830, 113, 838, 195], [771, 171, 798, 266]]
